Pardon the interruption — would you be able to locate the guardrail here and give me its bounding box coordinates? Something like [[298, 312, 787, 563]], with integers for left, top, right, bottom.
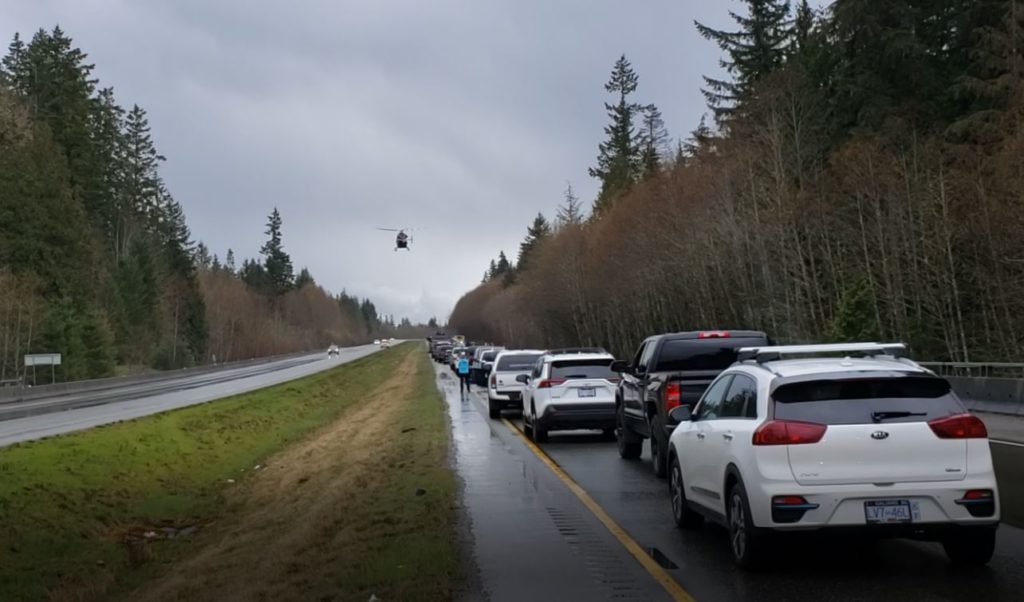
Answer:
[[918, 362, 1024, 416], [0, 348, 324, 405]]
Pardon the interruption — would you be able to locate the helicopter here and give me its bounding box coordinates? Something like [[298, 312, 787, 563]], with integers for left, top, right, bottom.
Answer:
[[376, 227, 414, 251]]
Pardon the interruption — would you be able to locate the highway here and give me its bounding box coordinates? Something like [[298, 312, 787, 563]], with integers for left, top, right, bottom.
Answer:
[[443, 368, 1024, 602], [0, 344, 380, 448]]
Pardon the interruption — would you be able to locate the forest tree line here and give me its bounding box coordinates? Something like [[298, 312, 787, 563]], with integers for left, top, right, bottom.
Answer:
[[0, 27, 420, 384], [451, 0, 1024, 362]]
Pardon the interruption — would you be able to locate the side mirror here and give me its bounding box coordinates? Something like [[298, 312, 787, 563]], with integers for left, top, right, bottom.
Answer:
[[666, 405, 692, 428], [610, 360, 629, 374], [515, 374, 529, 384]]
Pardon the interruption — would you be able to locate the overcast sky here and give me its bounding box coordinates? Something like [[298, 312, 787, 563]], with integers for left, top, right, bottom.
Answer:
[[7, 0, 751, 323]]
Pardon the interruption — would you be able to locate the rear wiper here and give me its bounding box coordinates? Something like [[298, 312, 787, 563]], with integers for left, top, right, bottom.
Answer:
[[871, 411, 926, 423]]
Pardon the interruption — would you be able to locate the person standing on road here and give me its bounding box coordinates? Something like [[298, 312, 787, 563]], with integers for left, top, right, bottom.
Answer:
[[457, 354, 471, 397]]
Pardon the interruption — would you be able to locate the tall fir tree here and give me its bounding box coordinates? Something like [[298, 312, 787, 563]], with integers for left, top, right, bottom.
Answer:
[[260, 207, 294, 297], [517, 213, 552, 274], [696, 0, 793, 117], [590, 55, 644, 216]]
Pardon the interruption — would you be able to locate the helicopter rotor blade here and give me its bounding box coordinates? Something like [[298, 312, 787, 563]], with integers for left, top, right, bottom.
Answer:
[[376, 227, 400, 232]]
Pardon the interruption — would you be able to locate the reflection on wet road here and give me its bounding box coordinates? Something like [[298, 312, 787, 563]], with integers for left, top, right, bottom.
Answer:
[[438, 365, 673, 601], [443, 368, 1024, 602]]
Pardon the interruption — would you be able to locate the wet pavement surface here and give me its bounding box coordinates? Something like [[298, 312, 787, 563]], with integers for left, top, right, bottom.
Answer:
[[437, 364, 673, 602], [438, 362, 1024, 602]]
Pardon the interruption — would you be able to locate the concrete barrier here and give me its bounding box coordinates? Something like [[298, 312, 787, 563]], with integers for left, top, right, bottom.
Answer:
[[945, 376, 1024, 416]]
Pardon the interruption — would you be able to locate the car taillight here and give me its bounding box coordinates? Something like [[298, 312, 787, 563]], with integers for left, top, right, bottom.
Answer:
[[698, 331, 730, 338], [928, 414, 988, 439], [963, 489, 993, 501], [537, 378, 566, 389], [489, 374, 497, 388], [752, 420, 827, 445], [666, 382, 682, 411]]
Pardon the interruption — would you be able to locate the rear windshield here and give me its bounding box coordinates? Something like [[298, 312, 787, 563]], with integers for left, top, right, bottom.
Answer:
[[496, 354, 542, 371], [482, 351, 497, 362], [550, 359, 617, 380], [772, 377, 965, 425], [654, 337, 767, 372]]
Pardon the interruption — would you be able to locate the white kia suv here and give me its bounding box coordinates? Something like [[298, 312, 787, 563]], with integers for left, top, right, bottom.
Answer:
[[665, 343, 999, 569], [487, 350, 545, 418], [519, 349, 620, 442]]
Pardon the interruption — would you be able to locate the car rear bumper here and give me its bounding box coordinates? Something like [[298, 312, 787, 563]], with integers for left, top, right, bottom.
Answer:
[[539, 403, 615, 431], [490, 390, 522, 408], [748, 479, 1001, 531]]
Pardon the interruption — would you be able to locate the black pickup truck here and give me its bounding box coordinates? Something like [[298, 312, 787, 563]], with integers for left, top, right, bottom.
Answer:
[[612, 330, 771, 478]]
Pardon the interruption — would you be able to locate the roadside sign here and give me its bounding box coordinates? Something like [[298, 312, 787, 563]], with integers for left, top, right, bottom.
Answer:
[[24, 353, 62, 366]]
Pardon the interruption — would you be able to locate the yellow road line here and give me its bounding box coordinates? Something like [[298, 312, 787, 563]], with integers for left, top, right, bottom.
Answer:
[[500, 417, 696, 602]]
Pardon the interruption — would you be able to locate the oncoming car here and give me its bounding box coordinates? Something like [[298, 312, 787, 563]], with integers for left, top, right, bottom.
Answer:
[[327, 344, 340, 357], [664, 343, 999, 569], [519, 350, 620, 442]]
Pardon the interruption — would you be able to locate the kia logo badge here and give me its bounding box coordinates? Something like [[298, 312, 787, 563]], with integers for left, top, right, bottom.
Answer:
[[871, 431, 890, 440]]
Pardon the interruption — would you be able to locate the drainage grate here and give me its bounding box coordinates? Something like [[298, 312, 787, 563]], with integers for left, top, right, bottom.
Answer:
[[545, 506, 648, 599]]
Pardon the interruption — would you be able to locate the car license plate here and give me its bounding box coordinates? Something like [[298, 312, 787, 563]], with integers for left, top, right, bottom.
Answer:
[[578, 387, 596, 398], [864, 500, 915, 524]]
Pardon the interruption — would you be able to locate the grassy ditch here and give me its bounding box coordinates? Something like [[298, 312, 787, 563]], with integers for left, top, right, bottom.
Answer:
[[0, 343, 459, 601]]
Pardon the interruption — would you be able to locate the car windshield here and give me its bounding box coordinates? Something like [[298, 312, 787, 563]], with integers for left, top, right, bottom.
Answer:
[[496, 354, 542, 371], [653, 337, 766, 372], [550, 359, 617, 380], [482, 351, 497, 362], [772, 376, 966, 425]]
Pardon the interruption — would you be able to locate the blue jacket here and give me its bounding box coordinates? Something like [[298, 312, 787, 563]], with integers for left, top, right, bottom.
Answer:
[[457, 357, 470, 375]]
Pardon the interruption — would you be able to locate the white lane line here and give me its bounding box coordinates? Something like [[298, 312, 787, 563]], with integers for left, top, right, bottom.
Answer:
[[990, 439, 1024, 448]]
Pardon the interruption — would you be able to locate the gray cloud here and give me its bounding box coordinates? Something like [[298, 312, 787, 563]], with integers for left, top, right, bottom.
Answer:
[[6, 0, 747, 322]]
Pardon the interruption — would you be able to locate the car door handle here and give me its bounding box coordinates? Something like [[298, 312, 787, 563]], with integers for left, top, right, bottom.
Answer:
[[722, 433, 734, 441], [696, 432, 705, 440]]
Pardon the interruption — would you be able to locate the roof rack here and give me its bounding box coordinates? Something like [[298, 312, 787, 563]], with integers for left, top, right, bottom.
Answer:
[[737, 342, 907, 363], [544, 347, 608, 355]]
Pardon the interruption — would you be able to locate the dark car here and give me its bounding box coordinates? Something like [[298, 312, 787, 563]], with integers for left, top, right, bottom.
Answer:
[[613, 330, 771, 478]]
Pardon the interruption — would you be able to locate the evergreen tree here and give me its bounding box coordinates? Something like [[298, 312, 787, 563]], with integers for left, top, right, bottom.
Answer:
[[517, 213, 551, 274], [194, 242, 213, 271], [260, 207, 294, 296], [792, 0, 816, 55], [295, 267, 315, 289], [638, 104, 669, 178], [495, 251, 512, 275], [225, 248, 236, 273], [556, 182, 584, 226], [487, 259, 498, 280], [590, 55, 644, 216], [683, 115, 716, 159], [696, 0, 793, 116]]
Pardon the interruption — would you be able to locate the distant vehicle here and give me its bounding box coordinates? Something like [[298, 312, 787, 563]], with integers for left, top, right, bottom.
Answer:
[[432, 342, 452, 363], [327, 344, 340, 357], [519, 350, 619, 442], [373, 339, 381, 345], [487, 350, 545, 418], [380, 339, 390, 348], [613, 330, 772, 478], [452, 335, 466, 346], [472, 347, 503, 387], [666, 343, 999, 569]]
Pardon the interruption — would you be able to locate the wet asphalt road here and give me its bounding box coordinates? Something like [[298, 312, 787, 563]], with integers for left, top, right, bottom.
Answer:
[[445, 368, 1024, 602], [0, 344, 381, 448], [437, 365, 674, 602]]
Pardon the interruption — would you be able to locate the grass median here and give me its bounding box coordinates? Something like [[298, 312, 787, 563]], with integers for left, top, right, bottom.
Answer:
[[0, 343, 459, 601]]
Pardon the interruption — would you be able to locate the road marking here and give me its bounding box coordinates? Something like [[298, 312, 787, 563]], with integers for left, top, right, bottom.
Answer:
[[990, 439, 1024, 448], [499, 416, 696, 602]]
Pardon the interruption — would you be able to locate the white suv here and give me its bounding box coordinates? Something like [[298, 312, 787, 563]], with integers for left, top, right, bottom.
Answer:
[[520, 350, 619, 442], [488, 350, 545, 418], [665, 343, 999, 569]]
